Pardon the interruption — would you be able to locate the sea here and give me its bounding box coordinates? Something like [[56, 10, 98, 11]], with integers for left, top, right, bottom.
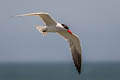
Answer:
[[0, 62, 120, 80]]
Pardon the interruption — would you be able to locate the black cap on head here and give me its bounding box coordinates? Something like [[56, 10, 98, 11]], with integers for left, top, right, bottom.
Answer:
[[61, 24, 69, 30]]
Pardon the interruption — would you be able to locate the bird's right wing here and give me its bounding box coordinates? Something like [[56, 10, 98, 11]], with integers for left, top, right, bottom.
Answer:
[[57, 31, 82, 74], [16, 12, 57, 26], [69, 34, 82, 74]]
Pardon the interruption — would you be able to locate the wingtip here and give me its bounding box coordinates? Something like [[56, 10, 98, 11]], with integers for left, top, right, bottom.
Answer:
[[15, 13, 32, 17], [16, 12, 49, 17], [77, 68, 81, 75], [16, 14, 25, 17], [78, 71, 81, 75]]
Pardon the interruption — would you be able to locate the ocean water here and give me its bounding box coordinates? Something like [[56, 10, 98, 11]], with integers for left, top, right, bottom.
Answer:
[[0, 62, 120, 80]]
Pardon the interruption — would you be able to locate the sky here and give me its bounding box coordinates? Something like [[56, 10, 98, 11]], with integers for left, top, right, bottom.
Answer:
[[0, 0, 120, 62]]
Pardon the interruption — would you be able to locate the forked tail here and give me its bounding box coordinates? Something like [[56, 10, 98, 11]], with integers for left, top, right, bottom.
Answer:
[[35, 26, 47, 36]]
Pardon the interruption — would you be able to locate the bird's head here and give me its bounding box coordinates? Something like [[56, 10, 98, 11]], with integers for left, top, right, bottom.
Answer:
[[61, 24, 72, 34]]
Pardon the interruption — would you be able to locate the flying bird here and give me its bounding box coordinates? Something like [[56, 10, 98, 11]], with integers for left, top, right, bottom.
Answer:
[[17, 12, 82, 74]]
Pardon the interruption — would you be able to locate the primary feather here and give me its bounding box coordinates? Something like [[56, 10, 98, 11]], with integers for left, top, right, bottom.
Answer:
[[16, 12, 57, 26]]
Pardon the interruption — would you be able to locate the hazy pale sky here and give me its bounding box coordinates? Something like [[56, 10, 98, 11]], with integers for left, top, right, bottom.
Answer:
[[0, 0, 120, 62]]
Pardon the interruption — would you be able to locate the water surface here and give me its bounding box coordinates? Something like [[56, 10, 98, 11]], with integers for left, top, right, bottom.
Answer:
[[0, 62, 120, 80]]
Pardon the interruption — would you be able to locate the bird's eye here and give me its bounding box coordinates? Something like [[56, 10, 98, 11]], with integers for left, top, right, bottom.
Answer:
[[62, 24, 69, 30]]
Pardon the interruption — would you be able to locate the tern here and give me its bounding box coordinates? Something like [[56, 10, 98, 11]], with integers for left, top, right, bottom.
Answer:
[[17, 12, 82, 74]]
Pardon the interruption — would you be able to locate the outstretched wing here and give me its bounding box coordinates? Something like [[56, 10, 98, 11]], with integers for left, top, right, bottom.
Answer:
[[69, 35, 82, 74], [16, 12, 57, 26], [57, 31, 82, 74]]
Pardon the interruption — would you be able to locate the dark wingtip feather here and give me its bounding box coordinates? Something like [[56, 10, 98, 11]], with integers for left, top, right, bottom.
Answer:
[[77, 64, 81, 75], [71, 48, 82, 75], [78, 69, 81, 75]]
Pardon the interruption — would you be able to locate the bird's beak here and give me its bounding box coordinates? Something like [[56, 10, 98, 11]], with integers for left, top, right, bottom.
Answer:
[[67, 30, 72, 34]]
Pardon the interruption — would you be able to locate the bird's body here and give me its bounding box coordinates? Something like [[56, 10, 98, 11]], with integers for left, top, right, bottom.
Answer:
[[17, 12, 82, 74]]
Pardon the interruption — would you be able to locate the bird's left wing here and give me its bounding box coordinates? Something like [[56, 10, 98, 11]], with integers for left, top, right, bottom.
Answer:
[[57, 32, 82, 74], [16, 12, 57, 26]]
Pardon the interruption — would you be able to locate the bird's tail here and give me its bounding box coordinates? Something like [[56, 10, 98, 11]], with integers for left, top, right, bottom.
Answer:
[[35, 26, 47, 36]]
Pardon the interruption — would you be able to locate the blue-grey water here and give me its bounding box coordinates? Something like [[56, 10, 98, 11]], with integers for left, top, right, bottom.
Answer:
[[0, 62, 120, 80]]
